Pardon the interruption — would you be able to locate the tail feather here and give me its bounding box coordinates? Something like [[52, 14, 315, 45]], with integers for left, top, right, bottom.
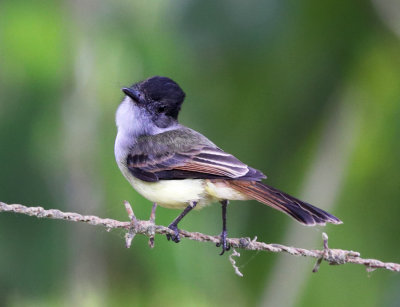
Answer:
[[228, 180, 342, 226]]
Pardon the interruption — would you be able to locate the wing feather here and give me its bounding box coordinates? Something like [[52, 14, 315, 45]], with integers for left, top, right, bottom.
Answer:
[[126, 129, 266, 182]]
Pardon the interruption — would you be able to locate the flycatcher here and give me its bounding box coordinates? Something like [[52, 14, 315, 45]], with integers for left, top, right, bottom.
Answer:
[[115, 76, 341, 254]]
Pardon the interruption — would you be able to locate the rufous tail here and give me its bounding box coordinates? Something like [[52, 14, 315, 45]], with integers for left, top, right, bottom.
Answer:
[[228, 180, 342, 226]]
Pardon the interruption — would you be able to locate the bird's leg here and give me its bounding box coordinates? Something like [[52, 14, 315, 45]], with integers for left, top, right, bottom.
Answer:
[[216, 199, 230, 255], [167, 201, 197, 243]]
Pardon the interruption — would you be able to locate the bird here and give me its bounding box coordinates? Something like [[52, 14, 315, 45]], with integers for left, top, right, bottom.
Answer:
[[114, 76, 342, 255]]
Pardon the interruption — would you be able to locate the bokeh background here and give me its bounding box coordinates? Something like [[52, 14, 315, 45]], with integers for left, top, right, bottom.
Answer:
[[1, 0, 400, 306]]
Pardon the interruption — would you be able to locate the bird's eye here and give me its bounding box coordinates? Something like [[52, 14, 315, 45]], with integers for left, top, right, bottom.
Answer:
[[157, 105, 166, 113]]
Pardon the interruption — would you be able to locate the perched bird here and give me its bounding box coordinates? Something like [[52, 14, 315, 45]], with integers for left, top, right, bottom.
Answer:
[[114, 76, 342, 254]]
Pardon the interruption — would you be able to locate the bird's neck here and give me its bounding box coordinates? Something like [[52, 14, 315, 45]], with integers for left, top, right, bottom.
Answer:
[[116, 98, 179, 137], [114, 98, 179, 163], [116, 98, 148, 138]]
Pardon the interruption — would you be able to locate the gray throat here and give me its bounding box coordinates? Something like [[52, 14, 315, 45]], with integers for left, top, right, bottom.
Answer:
[[114, 97, 179, 166]]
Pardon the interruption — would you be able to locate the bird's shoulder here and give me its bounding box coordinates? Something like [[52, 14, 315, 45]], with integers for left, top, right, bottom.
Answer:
[[132, 126, 216, 155]]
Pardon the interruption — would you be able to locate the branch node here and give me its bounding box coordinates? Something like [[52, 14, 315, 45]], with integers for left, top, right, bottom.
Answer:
[[238, 237, 251, 248], [312, 257, 323, 273], [125, 229, 136, 248], [124, 201, 137, 248], [124, 200, 136, 222], [149, 203, 157, 224], [313, 232, 330, 273], [322, 232, 329, 249], [229, 248, 243, 277], [148, 203, 157, 248]]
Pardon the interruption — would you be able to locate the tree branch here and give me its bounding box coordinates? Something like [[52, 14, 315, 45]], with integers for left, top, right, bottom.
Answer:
[[1, 201, 399, 276]]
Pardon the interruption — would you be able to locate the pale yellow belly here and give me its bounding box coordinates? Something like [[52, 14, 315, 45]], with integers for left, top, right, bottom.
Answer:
[[127, 176, 249, 209]]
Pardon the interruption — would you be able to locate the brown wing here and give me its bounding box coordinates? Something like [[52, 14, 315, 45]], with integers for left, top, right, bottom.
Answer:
[[127, 145, 266, 182]]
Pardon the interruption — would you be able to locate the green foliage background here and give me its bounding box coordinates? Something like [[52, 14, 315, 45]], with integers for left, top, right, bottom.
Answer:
[[1, 0, 400, 306]]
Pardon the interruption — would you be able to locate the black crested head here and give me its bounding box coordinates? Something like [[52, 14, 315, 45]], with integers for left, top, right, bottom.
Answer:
[[140, 76, 185, 107], [123, 76, 186, 121]]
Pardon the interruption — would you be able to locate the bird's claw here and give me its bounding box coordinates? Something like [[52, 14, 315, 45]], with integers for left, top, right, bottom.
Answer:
[[216, 231, 230, 255], [166, 224, 180, 243]]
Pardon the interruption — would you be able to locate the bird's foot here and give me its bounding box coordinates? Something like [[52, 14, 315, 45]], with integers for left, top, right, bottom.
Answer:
[[216, 230, 230, 255], [166, 223, 180, 243]]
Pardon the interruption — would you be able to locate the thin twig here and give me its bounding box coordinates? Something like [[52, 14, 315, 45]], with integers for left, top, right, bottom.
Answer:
[[229, 248, 243, 277], [124, 200, 137, 248], [1, 201, 399, 274], [148, 203, 157, 248]]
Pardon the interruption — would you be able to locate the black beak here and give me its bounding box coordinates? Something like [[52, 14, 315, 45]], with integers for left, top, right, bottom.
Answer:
[[122, 87, 142, 104]]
